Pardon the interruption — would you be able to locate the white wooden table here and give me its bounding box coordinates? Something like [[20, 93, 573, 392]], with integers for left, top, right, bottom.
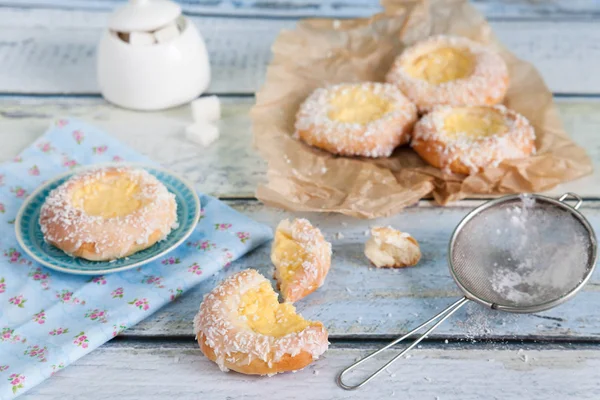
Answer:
[[3, 1, 600, 399]]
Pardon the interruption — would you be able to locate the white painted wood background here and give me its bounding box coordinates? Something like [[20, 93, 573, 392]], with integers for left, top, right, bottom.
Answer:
[[1, 0, 599, 399]]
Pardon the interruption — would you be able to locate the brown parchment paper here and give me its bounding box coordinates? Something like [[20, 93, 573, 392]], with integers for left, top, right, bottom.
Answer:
[[251, 0, 593, 218]]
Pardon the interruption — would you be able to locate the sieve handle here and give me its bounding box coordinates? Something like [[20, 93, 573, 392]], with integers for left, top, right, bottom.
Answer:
[[559, 193, 583, 210], [336, 297, 470, 390]]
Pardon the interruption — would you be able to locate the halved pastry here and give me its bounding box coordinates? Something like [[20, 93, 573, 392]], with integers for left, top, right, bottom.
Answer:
[[295, 82, 418, 157], [411, 105, 535, 175], [194, 269, 329, 375], [386, 35, 508, 112], [271, 219, 332, 303]]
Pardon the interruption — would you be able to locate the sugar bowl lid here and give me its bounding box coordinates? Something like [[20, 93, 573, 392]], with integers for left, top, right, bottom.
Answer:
[[108, 0, 182, 32]]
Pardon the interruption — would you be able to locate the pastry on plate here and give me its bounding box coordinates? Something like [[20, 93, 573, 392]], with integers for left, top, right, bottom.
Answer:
[[194, 269, 329, 375], [271, 218, 332, 303], [364, 226, 421, 268], [411, 105, 535, 175], [295, 82, 418, 157], [39, 166, 177, 261], [386, 35, 508, 112]]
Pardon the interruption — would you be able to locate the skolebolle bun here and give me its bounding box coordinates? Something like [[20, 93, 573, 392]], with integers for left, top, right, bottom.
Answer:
[[386, 35, 509, 113], [411, 105, 535, 175], [295, 82, 418, 157], [39, 166, 177, 261], [194, 269, 329, 376]]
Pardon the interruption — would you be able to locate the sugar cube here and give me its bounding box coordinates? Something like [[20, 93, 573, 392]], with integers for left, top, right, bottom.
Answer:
[[185, 121, 220, 147], [191, 95, 221, 122]]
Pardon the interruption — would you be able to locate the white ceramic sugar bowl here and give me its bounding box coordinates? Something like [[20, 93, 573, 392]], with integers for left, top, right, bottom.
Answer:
[[97, 0, 210, 111]]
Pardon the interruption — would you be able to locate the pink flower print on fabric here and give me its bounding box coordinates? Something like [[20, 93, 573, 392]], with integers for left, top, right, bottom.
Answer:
[[9, 295, 26, 308], [0, 174, 4, 186], [128, 298, 150, 311], [49, 327, 69, 336], [33, 310, 46, 325], [10, 187, 26, 198], [236, 232, 250, 243], [221, 249, 234, 268], [0, 203, 5, 213], [111, 287, 124, 299], [28, 165, 40, 176], [73, 332, 89, 349], [198, 208, 205, 221], [112, 155, 124, 162], [187, 240, 216, 251], [85, 309, 108, 323], [0, 365, 8, 372], [4, 248, 31, 265], [55, 289, 85, 305], [72, 130, 84, 144], [215, 223, 232, 231], [28, 267, 50, 290], [24, 345, 48, 362], [62, 155, 79, 169], [1, 327, 25, 344], [188, 263, 202, 276], [37, 142, 55, 153], [12, 156, 22, 163], [91, 276, 107, 285], [169, 287, 183, 301], [141, 275, 165, 288], [112, 324, 127, 337], [0, 277, 5, 293], [8, 373, 25, 394], [93, 145, 108, 154], [161, 256, 180, 265], [51, 363, 65, 375], [55, 119, 68, 127]]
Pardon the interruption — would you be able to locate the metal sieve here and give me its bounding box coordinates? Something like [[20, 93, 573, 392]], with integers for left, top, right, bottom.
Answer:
[[337, 193, 597, 390]]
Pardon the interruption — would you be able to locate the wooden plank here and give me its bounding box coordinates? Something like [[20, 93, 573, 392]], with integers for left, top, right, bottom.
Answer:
[[1, 96, 599, 199], [120, 200, 600, 341], [5, 0, 600, 19], [20, 340, 600, 399], [0, 8, 599, 94]]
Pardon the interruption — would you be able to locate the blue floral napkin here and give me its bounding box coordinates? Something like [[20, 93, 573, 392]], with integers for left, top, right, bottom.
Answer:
[[0, 119, 272, 398]]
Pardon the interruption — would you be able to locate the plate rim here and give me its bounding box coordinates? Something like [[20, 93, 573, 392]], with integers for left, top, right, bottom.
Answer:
[[14, 162, 200, 275]]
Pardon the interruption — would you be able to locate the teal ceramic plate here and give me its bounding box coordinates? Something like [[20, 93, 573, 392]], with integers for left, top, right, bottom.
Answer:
[[15, 164, 200, 275]]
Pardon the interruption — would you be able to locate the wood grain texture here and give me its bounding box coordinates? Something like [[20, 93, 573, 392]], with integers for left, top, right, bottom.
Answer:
[[1, 96, 598, 199], [6, 0, 600, 19], [0, 8, 599, 94], [20, 340, 600, 399], [120, 200, 600, 341]]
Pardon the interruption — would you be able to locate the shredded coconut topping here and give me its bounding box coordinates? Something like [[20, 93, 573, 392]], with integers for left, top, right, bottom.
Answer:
[[39, 166, 177, 260], [386, 35, 509, 112], [294, 82, 417, 158], [412, 105, 536, 174], [194, 269, 329, 373]]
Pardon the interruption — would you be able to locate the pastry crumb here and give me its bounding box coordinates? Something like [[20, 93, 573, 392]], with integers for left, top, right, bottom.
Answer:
[[364, 226, 421, 268]]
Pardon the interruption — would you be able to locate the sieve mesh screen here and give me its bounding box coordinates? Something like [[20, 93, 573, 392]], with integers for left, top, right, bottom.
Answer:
[[450, 195, 594, 309]]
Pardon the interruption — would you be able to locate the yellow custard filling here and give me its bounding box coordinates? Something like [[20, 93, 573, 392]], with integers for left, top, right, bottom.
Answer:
[[328, 87, 394, 124], [71, 175, 145, 218], [238, 282, 310, 337], [406, 47, 474, 84], [272, 229, 308, 283], [443, 107, 508, 140]]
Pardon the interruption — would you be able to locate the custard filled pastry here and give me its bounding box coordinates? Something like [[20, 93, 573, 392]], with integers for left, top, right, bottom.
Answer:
[[295, 82, 418, 157], [271, 218, 332, 303], [386, 35, 508, 112], [39, 166, 177, 261], [411, 105, 535, 175], [194, 269, 329, 375]]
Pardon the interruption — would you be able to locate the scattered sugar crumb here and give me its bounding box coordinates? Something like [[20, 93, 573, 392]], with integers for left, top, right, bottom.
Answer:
[[364, 229, 370, 236], [313, 370, 319, 376], [444, 339, 449, 344], [333, 19, 341, 29], [387, 313, 392, 318], [321, 167, 327, 174], [405, 354, 412, 359], [346, 287, 352, 293], [424, 377, 432, 382], [336, 232, 345, 239]]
